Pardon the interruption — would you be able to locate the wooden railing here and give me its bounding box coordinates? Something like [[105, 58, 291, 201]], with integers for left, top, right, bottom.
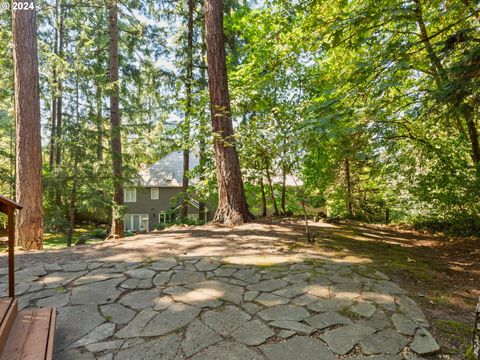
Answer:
[[0, 196, 22, 298]]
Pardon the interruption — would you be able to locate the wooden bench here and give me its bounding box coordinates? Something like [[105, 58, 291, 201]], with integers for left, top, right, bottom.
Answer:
[[0, 306, 56, 360], [0, 195, 57, 359], [0, 298, 18, 353]]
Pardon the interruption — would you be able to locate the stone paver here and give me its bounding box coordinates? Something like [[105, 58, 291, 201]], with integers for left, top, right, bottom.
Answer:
[[141, 302, 201, 336], [201, 305, 250, 336], [306, 311, 352, 330], [258, 304, 310, 321], [320, 324, 376, 355], [0, 230, 440, 359], [71, 323, 116, 348], [182, 319, 222, 357], [360, 329, 409, 355], [231, 319, 275, 345], [269, 320, 314, 334], [410, 327, 440, 355], [100, 303, 136, 324], [115, 334, 181, 360], [71, 278, 124, 305], [118, 288, 161, 309], [260, 336, 336, 360], [192, 341, 263, 360]]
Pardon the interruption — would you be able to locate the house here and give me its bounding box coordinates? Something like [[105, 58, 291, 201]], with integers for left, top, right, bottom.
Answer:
[[123, 151, 206, 232]]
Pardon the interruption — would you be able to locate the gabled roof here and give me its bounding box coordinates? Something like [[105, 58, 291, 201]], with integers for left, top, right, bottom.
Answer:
[[135, 151, 199, 188]]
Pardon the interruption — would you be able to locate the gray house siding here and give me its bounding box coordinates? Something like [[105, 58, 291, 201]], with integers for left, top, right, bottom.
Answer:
[[124, 151, 217, 232], [125, 187, 203, 231]]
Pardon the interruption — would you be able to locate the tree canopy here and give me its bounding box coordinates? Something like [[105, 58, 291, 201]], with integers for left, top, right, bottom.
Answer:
[[0, 0, 479, 237]]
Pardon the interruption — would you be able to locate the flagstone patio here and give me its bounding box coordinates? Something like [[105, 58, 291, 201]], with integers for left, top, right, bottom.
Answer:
[[0, 223, 440, 359]]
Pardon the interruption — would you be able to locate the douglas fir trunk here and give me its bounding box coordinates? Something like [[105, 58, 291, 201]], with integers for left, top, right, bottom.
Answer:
[[12, 0, 44, 250], [204, 0, 253, 225], [109, 0, 124, 238]]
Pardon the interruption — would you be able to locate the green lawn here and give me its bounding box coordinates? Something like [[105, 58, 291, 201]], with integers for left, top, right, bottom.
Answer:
[[43, 225, 106, 249], [1, 225, 107, 251]]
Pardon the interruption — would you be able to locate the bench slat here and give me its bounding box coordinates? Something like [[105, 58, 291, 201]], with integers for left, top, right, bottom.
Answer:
[[0, 298, 13, 325], [0, 307, 55, 360], [0, 298, 17, 354]]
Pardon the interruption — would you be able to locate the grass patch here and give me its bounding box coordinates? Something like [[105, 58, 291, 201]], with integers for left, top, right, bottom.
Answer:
[[430, 291, 452, 306], [435, 319, 472, 340], [42, 225, 106, 250], [465, 346, 476, 360], [0, 224, 107, 252], [434, 319, 473, 355]]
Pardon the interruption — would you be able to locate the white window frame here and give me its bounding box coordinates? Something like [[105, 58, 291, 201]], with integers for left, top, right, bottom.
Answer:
[[124, 214, 149, 232], [124, 188, 136, 202], [151, 187, 159, 200]]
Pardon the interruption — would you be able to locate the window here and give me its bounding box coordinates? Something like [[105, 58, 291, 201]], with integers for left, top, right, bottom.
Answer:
[[124, 214, 149, 232], [124, 188, 136, 202], [151, 188, 159, 200]]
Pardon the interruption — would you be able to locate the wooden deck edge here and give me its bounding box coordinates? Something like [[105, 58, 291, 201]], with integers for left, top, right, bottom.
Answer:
[[45, 307, 56, 360], [0, 299, 17, 355]]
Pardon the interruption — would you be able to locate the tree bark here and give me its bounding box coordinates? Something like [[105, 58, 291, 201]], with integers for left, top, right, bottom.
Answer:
[[49, 0, 59, 170], [344, 158, 354, 218], [264, 158, 279, 215], [67, 75, 80, 247], [181, 0, 195, 220], [281, 164, 287, 215], [49, 96, 56, 170], [67, 164, 77, 247], [12, 0, 44, 250], [463, 104, 480, 166], [204, 0, 253, 225], [259, 177, 267, 217], [109, 0, 124, 238], [55, 1, 63, 167], [96, 85, 103, 161], [474, 296, 480, 359], [198, 25, 207, 223]]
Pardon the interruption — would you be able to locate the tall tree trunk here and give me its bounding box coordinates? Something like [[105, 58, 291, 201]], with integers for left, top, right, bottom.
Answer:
[[12, 0, 44, 250], [181, 0, 195, 220], [67, 163, 77, 247], [96, 85, 103, 161], [259, 177, 267, 217], [280, 164, 287, 215], [204, 0, 253, 225], [463, 104, 480, 166], [344, 158, 354, 218], [55, 1, 63, 168], [9, 120, 14, 198], [49, 98, 57, 170], [198, 27, 207, 222], [264, 159, 279, 215], [109, 0, 124, 238], [67, 75, 80, 247], [49, 0, 59, 170]]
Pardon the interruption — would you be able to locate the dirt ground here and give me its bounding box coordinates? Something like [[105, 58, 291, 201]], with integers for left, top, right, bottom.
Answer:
[[1, 218, 478, 357]]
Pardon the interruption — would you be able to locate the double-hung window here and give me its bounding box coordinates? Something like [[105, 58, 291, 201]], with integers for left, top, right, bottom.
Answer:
[[124, 188, 136, 202], [151, 188, 159, 200]]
